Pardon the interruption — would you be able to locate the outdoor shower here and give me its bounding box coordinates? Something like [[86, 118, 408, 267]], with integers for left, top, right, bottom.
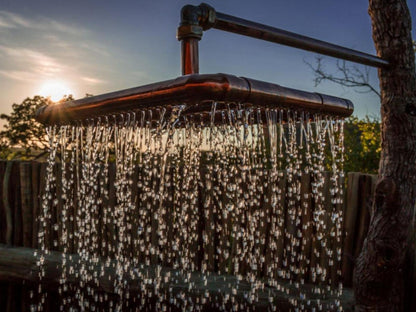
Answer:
[[31, 3, 388, 312]]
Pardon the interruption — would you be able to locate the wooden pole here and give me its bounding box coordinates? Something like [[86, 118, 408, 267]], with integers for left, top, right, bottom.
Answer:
[[342, 172, 360, 286], [31, 161, 40, 249], [20, 162, 33, 248], [3, 161, 13, 246]]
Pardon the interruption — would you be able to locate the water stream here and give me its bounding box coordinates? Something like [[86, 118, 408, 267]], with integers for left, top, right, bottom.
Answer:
[[36, 102, 345, 311]]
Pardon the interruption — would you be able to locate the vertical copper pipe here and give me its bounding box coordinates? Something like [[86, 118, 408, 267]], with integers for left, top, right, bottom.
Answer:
[[181, 38, 199, 75]]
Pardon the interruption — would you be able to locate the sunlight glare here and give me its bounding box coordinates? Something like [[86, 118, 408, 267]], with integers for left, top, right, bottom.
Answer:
[[38, 80, 74, 102]]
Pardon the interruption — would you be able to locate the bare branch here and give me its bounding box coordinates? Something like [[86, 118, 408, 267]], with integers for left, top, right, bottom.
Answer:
[[304, 57, 381, 99]]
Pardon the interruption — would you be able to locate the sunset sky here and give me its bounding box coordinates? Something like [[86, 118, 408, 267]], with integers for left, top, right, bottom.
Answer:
[[0, 0, 415, 127]]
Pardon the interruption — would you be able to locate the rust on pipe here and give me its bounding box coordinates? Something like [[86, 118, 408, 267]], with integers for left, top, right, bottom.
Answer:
[[35, 73, 353, 125]]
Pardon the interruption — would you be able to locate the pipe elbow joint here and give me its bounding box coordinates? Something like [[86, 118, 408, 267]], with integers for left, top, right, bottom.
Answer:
[[180, 5, 201, 26], [178, 5, 203, 41], [198, 3, 216, 30], [177, 3, 216, 41]]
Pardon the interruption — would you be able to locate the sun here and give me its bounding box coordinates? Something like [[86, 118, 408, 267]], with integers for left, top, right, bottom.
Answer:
[[38, 80, 74, 102]]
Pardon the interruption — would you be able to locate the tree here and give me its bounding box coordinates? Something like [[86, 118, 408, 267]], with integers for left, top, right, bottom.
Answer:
[[344, 116, 381, 174], [0, 95, 73, 159], [306, 2, 415, 309], [353, 1, 416, 311]]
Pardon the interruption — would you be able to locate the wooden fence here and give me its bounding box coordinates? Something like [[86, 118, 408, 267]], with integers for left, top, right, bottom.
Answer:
[[0, 160, 413, 311]]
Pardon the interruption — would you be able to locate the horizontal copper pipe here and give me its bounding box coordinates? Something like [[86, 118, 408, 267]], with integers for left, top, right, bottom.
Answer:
[[35, 73, 353, 125], [213, 11, 389, 68]]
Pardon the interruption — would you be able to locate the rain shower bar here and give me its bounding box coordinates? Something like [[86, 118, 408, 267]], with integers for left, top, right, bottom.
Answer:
[[177, 3, 389, 75], [35, 73, 353, 125]]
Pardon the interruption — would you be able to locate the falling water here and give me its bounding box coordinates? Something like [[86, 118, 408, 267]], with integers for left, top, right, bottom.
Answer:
[[36, 102, 345, 311]]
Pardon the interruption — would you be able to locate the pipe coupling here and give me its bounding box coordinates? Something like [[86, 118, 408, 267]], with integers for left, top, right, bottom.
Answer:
[[177, 24, 203, 41]]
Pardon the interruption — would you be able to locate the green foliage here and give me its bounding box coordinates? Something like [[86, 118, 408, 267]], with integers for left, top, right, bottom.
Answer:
[[0, 95, 73, 159], [343, 116, 381, 174]]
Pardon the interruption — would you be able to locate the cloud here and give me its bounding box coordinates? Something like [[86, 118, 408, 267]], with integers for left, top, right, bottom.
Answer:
[[42, 34, 72, 49], [0, 70, 37, 82], [0, 10, 111, 86], [81, 76, 107, 85], [46, 19, 87, 36], [0, 11, 32, 29], [79, 43, 110, 57], [0, 45, 66, 78], [0, 9, 140, 104], [0, 10, 87, 35], [0, 18, 14, 29]]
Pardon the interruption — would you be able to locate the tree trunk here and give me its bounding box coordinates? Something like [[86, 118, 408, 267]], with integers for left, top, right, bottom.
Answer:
[[354, 0, 416, 311]]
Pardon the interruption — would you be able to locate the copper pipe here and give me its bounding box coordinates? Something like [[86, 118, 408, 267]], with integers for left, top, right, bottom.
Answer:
[[177, 5, 205, 75], [181, 38, 199, 75], [178, 3, 389, 69], [35, 73, 353, 125], [212, 11, 389, 68]]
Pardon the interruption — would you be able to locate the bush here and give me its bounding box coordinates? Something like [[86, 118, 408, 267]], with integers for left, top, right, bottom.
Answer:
[[344, 116, 381, 174]]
